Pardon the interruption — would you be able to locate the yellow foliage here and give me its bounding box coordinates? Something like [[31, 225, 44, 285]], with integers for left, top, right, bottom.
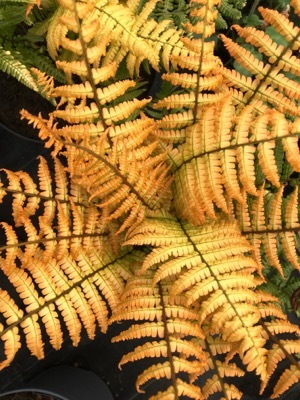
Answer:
[[0, 1, 300, 400]]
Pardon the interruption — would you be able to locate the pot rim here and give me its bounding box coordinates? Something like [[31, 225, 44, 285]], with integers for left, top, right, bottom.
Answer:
[[0, 366, 114, 400]]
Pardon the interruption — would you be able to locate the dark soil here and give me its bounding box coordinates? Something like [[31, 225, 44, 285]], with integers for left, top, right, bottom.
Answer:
[[0, 71, 55, 139]]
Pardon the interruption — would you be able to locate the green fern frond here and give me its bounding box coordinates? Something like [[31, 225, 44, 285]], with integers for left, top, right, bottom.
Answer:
[[259, 267, 300, 315], [14, 39, 66, 83], [216, 0, 245, 29], [150, 0, 190, 29], [0, 41, 38, 91], [0, 5, 29, 34]]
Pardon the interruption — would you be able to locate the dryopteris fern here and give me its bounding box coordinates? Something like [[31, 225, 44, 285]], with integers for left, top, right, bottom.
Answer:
[[216, 0, 246, 29], [0, 0, 300, 399], [0, 0, 65, 94]]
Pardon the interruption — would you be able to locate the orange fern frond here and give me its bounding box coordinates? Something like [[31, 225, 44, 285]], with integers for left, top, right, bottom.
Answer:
[[0, 244, 135, 369], [258, 7, 300, 50], [232, 25, 300, 76], [234, 185, 300, 276], [219, 8, 300, 119], [125, 212, 300, 396], [168, 98, 300, 225], [110, 268, 206, 399], [184, 0, 221, 37]]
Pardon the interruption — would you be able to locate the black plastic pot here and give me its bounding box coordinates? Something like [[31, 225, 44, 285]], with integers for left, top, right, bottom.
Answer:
[[0, 366, 114, 400], [0, 122, 47, 172]]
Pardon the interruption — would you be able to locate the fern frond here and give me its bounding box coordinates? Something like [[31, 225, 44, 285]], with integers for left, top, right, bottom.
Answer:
[[151, 0, 189, 29], [291, 0, 300, 16], [0, 42, 38, 91], [125, 212, 300, 396], [102, 98, 151, 125], [154, 92, 225, 110], [1, 1, 300, 398], [47, 0, 191, 76], [21, 109, 172, 236], [270, 364, 300, 399], [53, 80, 136, 105], [0, 5, 29, 34], [199, 338, 245, 400], [216, 0, 244, 29], [220, 35, 300, 106], [161, 72, 222, 90], [219, 7, 300, 118], [184, 0, 220, 37], [258, 7, 300, 50], [55, 60, 118, 83], [234, 185, 300, 276], [0, 238, 135, 368], [110, 269, 206, 399], [232, 25, 300, 77], [168, 97, 300, 224], [0, 156, 115, 269]]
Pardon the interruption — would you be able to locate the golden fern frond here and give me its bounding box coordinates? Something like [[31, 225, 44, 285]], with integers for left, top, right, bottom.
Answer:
[[231, 25, 300, 77], [125, 212, 259, 301], [109, 268, 207, 399], [169, 98, 300, 224], [184, 0, 221, 37], [0, 156, 117, 270], [52, 80, 136, 104], [271, 364, 300, 399], [291, 0, 300, 16], [161, 72, 222, 90], [45, 116, 172, 235], [198, 335, 245, 400], [151, 379, 203, 400], [220, 39, 300, 117], [153, 22, 223, 137], [0, 242, 135, 369], [46, 6, 66, 60], [233, 185, 300, 277], [169, 52, 220, 73], [93, 1, 161, 71], [55, 60, 118, 84], [18, 3, 174, 240], [258, 7, 300, 50], [154, 92, 224, 111], [149, 0, 223, 145], [219, 7, 300, 117], [2, 0, 300, 398], [52, 97, 151, 125], [46, 0, 192, 76], [125, 211, 300, 394], [256, 328, 300, 398], [21, 35, 172, 237]]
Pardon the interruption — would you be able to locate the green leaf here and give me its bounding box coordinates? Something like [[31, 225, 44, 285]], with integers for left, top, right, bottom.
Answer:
[[242, 14, 261, 28], [265, 26, 288, 47]]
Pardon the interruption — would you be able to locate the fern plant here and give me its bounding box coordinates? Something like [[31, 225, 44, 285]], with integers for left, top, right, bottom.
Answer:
[[0, 0, 65, 95], [0, 0, 300, 399]]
